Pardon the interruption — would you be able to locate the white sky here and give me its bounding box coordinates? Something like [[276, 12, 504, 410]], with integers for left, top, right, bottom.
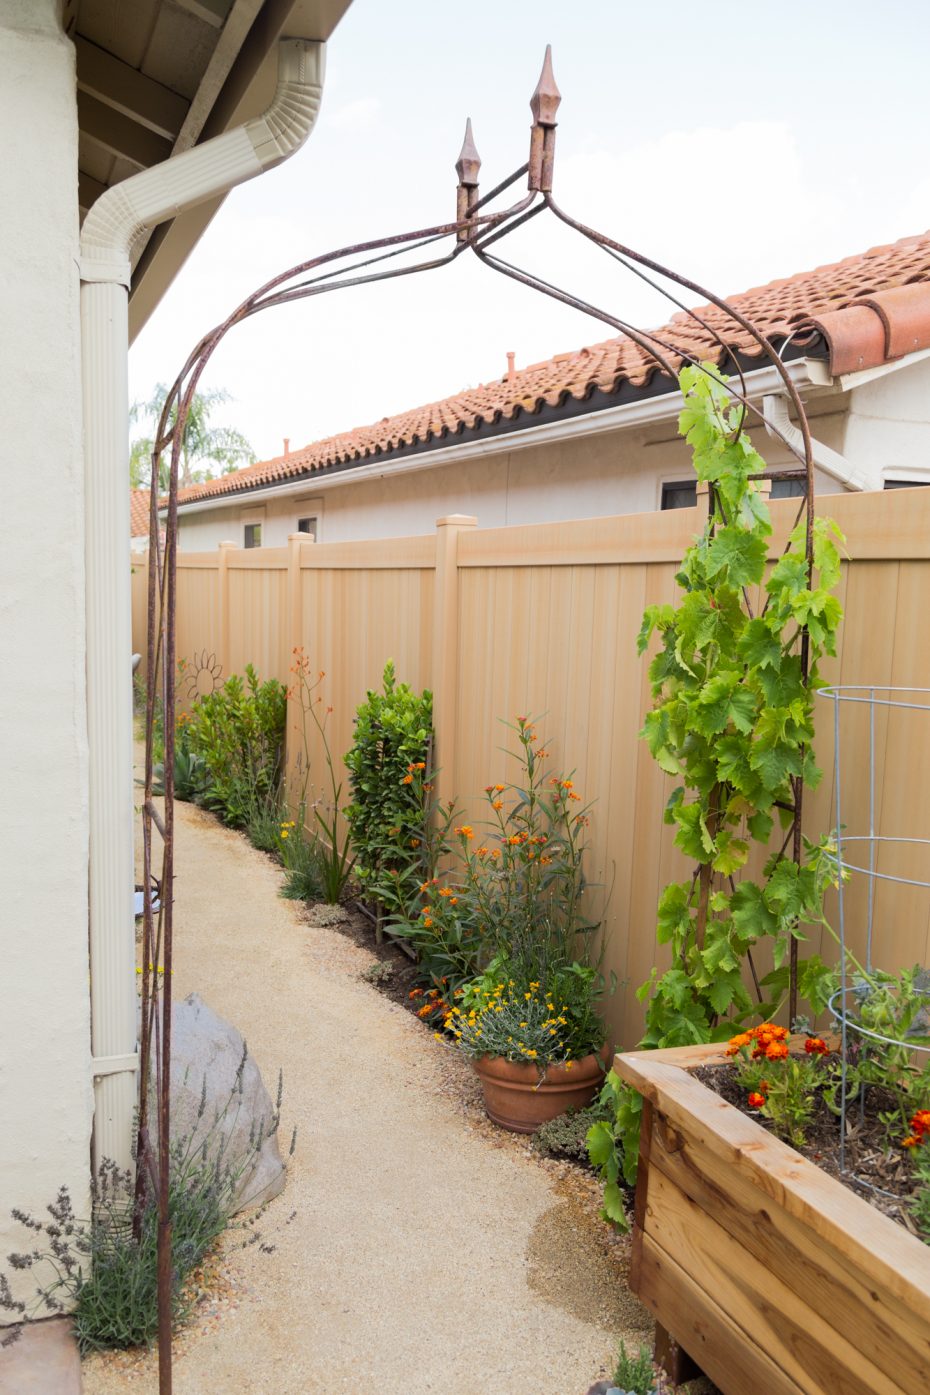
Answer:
[[129, 0, 930, 464]]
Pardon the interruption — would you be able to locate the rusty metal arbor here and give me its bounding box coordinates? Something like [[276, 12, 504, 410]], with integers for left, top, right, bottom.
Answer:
[[138, 46, 819, 1390]]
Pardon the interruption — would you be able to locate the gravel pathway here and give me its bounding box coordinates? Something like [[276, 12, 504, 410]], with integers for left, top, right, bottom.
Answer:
[[82, 790, 651, 1395]]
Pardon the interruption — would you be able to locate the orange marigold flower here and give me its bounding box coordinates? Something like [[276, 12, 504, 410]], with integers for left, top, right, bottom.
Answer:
[[765, 1041, 789, 1061], [910, 1110, 930, 1137], [748, 1093, 765, 1109], [804, 1036, 828, 1056], [728, 1032, 752, 1050], [409, 988, 423, 999], [903, 1135, 921, 1149]]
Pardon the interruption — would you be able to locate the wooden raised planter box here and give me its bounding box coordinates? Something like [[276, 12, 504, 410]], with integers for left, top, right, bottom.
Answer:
[[615, 1043, 930, 1395]]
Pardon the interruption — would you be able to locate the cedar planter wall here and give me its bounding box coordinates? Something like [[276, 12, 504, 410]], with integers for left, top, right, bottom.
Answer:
[[616, 1044, 930, 1395], [133, 487, 930, 1047]]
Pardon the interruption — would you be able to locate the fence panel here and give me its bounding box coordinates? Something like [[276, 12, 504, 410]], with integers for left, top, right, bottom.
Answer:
[[131, 487, 930, 1047]]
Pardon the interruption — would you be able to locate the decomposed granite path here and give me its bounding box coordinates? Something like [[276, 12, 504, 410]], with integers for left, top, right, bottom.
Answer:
[[82, 781, 653, 1395]]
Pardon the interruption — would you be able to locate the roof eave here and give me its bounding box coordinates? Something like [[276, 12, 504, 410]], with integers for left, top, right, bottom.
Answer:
[[171, 350, 832, 517]]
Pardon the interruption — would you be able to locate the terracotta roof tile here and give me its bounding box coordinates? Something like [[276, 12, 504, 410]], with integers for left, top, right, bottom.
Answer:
[[130, 488, 151, 538], [176, 229, 930, 509]]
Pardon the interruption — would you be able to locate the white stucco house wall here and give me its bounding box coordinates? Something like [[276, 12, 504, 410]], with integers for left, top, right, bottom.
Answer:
[[0, 0, 350, 1356], [170, 232, 930, 550]]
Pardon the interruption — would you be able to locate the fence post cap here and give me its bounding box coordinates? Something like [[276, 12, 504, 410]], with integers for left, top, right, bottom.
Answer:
[[435, 514, 477, 528], [218, 539, 238, 550]]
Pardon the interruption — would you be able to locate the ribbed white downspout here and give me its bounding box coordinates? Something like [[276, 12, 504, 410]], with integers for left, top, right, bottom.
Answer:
[[80, 39, 325, 1173], [763, 392, 870, 492]]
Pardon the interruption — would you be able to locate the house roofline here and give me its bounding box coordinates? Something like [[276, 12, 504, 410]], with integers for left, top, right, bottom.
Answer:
[[172, 352, 832, 517]]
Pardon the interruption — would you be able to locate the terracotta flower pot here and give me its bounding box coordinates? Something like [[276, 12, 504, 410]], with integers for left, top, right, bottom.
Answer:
[[473, 1046, 609, 1133]]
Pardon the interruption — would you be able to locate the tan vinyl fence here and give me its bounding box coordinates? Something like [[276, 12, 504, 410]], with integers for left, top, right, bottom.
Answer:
[[131, 489, 930, 1046]]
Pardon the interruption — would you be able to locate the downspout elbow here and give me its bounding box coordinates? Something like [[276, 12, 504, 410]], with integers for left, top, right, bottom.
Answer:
[[80, 38, 325, 284], [762, 392, 870, 492]]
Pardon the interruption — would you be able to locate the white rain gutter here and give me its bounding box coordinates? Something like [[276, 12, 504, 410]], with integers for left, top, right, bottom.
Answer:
[[172, 357, 828, 517], [80, 39, 325, 1173], [762, 392, 870, 492]]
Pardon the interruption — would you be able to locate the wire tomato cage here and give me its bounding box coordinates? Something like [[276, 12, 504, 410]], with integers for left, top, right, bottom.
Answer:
[[819, 685, 930, 1184], [140, 46, 823, 1391]]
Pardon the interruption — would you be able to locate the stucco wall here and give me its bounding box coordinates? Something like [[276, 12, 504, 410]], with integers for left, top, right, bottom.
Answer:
[[844, 355, 930, 487], [0, 0, 93, 1317], [176, 399, 851, 549]]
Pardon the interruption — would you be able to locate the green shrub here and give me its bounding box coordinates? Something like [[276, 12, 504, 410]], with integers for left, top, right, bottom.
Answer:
[[186, 665, 286, 826], [344, 661, 433, 911], [612, 1340, 670, 1395]]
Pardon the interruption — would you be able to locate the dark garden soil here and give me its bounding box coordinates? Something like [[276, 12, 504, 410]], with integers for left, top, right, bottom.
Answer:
[[695, 1063, 927, 1239]]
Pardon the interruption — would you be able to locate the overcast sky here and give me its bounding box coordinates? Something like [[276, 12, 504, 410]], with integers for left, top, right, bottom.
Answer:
[[129, 0, 930, 464]]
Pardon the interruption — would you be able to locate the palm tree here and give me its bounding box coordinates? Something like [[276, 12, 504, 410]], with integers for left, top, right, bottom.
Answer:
[[129, 383, 256, 490]]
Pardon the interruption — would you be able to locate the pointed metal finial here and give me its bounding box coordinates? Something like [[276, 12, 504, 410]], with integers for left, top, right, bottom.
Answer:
[[455, 118, 481, 188], [530, 45, 561, 127]]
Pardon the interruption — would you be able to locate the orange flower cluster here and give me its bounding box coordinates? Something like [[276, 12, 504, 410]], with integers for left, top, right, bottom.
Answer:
[[804, 1036, 829, 1056], [748, 1092, 766, 1109], [726, 1022, 791, 1061], [902, 1110, 930, 1149], [410, 985, 452, 1024]]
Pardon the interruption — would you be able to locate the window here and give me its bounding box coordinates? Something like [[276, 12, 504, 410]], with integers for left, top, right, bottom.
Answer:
[[885, 479, 930, 490], [244, 523, 262, 549], [661, 481, 697, 511], [771, 477, 807, 499], [297, 516, 318, 539]]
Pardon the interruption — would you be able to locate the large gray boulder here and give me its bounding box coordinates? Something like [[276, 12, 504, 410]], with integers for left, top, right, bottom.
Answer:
[[145, 993, 286, 1213]]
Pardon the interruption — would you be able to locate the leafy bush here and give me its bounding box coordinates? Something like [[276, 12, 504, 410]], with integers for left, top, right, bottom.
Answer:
[[186, 665, 286, 826], [345, 662, 434, 912]]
